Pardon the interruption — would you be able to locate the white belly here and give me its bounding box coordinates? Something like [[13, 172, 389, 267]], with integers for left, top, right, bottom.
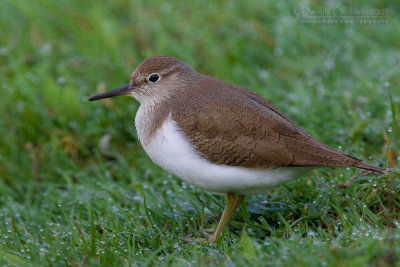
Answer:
[[139, 116, 310, 195]]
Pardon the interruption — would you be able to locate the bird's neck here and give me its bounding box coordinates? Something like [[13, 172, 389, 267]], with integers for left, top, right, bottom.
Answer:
[[135, 100, 171, 146]]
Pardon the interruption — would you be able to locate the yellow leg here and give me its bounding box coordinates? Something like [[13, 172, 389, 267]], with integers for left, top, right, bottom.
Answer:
[[210, 193, 244, 241]]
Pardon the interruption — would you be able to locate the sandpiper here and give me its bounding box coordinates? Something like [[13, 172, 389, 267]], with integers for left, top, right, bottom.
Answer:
[[89, 56, 385, 240]]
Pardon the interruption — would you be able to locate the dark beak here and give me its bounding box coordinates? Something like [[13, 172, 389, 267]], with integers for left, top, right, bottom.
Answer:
[[88, 84, 134, 101]]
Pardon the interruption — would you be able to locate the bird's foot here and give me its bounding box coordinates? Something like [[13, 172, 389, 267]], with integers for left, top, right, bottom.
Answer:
[[202, 228, 217, 242], [182, 228, 217, 243]]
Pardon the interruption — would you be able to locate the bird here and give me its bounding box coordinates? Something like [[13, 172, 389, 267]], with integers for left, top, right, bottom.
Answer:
[[89, 55, 385, 241]]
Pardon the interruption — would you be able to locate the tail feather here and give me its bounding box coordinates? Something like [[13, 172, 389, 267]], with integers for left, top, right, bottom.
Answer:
[[353, 161, 387, 175]]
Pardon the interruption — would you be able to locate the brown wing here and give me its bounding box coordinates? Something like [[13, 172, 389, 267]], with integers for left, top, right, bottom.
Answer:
[[171, 76, 384, 173]]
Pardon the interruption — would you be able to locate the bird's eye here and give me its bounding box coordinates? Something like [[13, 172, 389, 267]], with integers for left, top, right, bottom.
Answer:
[[148, 73, 160, 83]]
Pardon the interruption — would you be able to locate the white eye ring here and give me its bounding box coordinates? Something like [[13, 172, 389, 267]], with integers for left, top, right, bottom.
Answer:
[[148, 73, 160, 83]]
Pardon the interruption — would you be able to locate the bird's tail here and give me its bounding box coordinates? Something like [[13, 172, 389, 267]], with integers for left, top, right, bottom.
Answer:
[[353, 161, 387, 175]]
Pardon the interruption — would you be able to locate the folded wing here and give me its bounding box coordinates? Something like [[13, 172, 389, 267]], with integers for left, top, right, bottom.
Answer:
[[171, 76, 384, 174]]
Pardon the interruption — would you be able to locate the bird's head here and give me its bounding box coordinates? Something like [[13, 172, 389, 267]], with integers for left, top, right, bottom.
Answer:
[[89, 56, 197, 104]]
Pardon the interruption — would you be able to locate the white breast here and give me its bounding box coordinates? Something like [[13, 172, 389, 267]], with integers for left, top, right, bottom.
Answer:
[[138, 115, 309, 195]]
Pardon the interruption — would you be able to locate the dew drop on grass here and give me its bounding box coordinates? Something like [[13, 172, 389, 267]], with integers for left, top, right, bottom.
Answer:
[[133, 196, 142, 202], [40, 43, 52, 54], [57, 77, 66, 85], [0, 47, 7, 55], [258, 69, 269, 80], [173, 244, 182, 251], [325, 61, 335, 70], [17, 101, 24, 112], [273, 48, 283, 57]]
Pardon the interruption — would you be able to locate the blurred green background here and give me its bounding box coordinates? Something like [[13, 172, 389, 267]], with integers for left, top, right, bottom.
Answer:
[[1, 0, 400, 266]]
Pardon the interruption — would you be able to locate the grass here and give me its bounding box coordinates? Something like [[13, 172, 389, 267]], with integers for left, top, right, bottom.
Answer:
[[1, 0, 400, 266]]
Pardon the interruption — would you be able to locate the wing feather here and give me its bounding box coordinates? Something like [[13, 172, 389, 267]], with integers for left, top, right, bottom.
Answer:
[[170, 76, 381, 172]]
